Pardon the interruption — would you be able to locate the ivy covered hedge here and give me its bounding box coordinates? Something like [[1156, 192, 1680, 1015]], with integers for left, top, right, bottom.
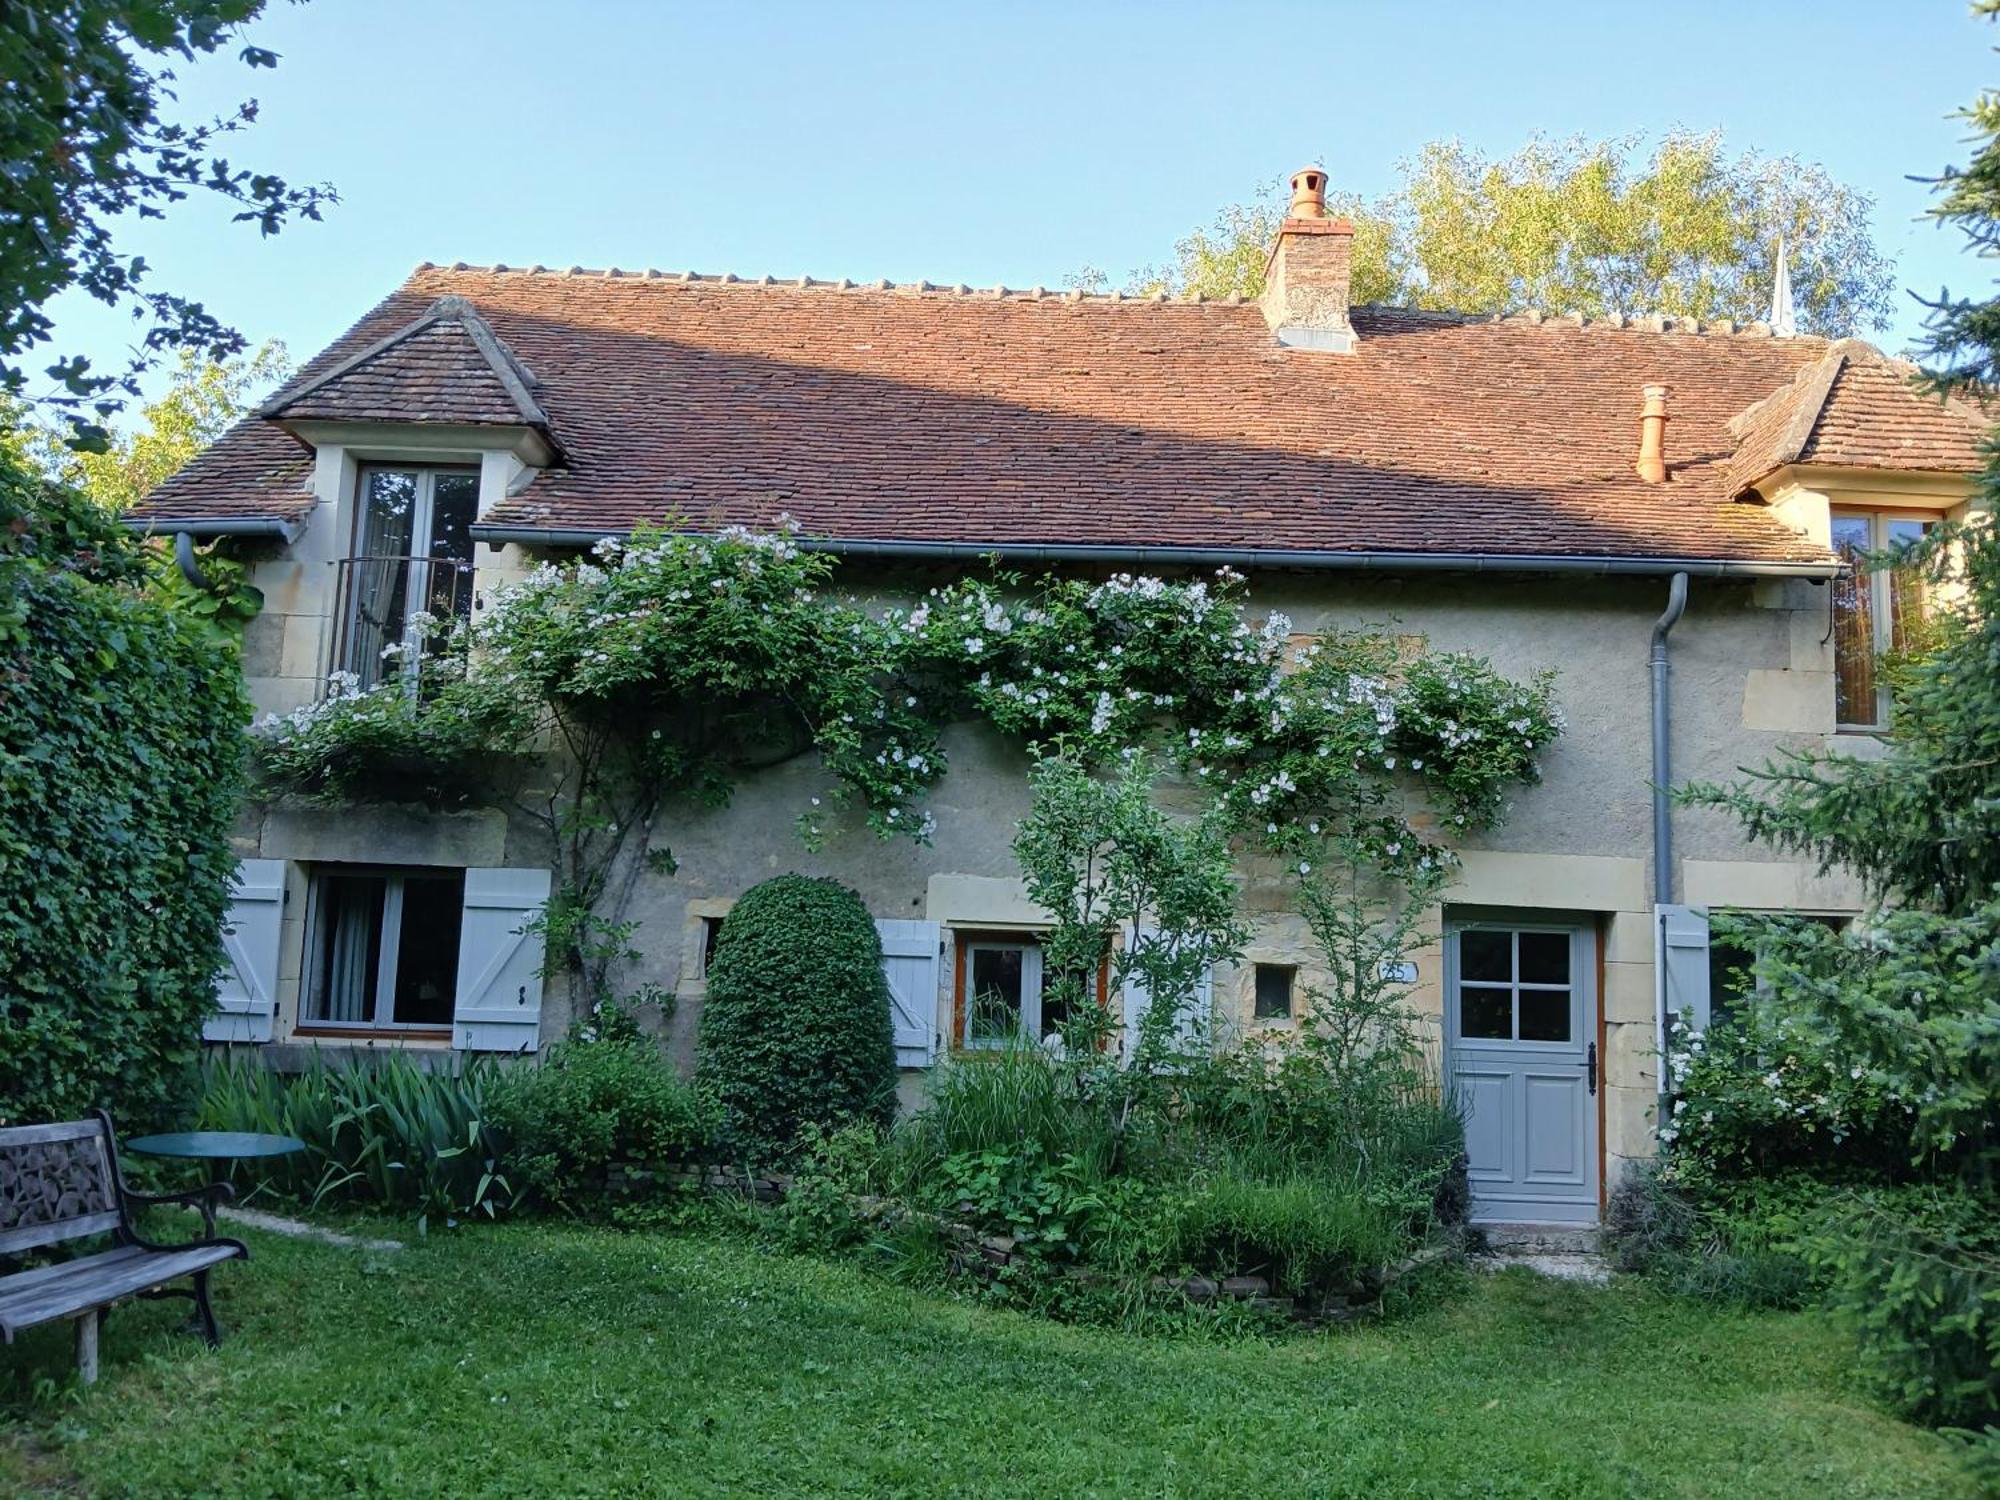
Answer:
[[0, 460, 250, 1127]]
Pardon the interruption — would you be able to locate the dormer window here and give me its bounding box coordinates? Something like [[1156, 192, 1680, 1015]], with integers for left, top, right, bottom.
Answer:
[[1831, 509, 1930, 731], [335, 466, 478, 688]]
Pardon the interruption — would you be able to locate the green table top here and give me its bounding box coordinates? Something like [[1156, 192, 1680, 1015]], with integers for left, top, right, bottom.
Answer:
[[123, 1131, 306, 1161]]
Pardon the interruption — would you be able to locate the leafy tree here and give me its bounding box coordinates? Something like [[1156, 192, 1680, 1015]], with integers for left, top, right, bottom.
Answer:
[[40, 340, 291, 511], [0, 1, 331, 442], [1097, 133, 1891, 336]]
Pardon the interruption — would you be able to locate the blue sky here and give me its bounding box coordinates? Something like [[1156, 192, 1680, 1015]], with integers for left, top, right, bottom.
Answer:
[[45, 1, 1999, 411]]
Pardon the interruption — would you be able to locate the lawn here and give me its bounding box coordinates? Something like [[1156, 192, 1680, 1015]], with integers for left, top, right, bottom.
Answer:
[[0, 1223, 1978, 1499]]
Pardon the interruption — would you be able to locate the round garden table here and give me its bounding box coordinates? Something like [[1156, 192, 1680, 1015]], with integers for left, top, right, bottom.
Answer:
[[124, 1131, 305, 1236]]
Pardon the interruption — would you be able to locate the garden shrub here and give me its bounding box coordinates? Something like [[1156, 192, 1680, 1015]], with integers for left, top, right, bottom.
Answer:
[[198, 1050, 511, 1231], [487, 1029, 714, 1212], [1, 464, 250, 1128], [696, 874, 898, 1159], [1158, 1171, 1403, 1302]]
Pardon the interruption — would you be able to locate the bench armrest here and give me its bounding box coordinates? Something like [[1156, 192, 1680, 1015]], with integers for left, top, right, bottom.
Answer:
[[121, 1180, 234, 1242], [123, 1181, 235, 1213]]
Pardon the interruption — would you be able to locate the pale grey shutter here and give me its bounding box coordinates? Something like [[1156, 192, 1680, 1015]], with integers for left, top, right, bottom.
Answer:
[[452, 867, 553, 1053], [876, 919, 941, 1067], [203, 859, 285, 1043], [1658, 903, 1713, 1032], [1120, 923, 1213, 1059]]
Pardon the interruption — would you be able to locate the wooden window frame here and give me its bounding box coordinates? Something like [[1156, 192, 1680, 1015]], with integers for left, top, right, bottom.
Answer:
[[950, 930, 1111, 1054], [339, 465, 481, 687], [299, 864, 463, 1037]]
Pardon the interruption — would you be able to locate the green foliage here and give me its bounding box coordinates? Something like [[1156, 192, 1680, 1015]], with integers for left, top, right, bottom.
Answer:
[[774, 1120, 885, 1253], [196, 1050, 511, 1232], [0, 453, 249, 1127], [255, 632, 540, 810], [1159, 1171, 1404, 1301], [1013, 751, 1246, 1061], [486, 1030, 715, 1213], [0, 3, 330, 435], [1813, 1194, 2000, 1428], [31, 342, 293, 510], [1101, 133, 1891, 336], [696, 875, 899, 1159]]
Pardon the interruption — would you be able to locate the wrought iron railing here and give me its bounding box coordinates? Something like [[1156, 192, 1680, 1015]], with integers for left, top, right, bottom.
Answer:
[[330, 555, 476, 690]]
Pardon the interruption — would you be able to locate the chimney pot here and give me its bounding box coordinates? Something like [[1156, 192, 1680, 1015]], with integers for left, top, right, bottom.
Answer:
[[1635, 384, 1669, 484], [1288, 166, 1330, 220]]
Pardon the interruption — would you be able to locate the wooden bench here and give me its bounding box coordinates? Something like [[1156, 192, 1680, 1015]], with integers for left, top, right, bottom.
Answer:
[[0, 1111, 247, 1384]]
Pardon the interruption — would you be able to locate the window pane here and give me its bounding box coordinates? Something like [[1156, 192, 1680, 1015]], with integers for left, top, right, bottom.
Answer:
[[1460, 930, 1511, 983], [391, 873, 465, 1026], [1831, 513, 1878, 725], [1885, 519, 1929, 658], [1518, 931, 1569, 985], [1708, 940, 1755, 1027], [358, 470, 418, 556], [428, 474, 478, 562], [1460, 985, 1511, 1039], [968, 947, 1025, 1045], [1518, 988, 1572, 1042], [1253, 964, 1295, 1019], [309, 874, 385, 1024]]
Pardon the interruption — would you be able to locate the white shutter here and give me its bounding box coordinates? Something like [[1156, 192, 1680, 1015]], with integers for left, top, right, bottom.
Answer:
[[1120, 923, 1213, 1060], [203, 859, 285, 1043], [876, 919, 941, 1068], [1658, 903, 1713, 1032], [452, 867, 553, 1053]]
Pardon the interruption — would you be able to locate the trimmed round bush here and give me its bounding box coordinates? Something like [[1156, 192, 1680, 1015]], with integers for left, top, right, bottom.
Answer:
[[696, 874, 897, 1157]]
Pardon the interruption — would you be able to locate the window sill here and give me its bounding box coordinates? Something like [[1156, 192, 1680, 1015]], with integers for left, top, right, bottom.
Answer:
[[290, 1025, 453, 1044]]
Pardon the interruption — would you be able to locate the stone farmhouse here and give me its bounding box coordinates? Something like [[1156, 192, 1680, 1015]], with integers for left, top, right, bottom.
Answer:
[[129, 168, 1989, 1226]]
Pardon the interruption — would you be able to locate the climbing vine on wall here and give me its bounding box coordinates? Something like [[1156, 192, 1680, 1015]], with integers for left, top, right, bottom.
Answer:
[[254, 523, 1563, 1002]]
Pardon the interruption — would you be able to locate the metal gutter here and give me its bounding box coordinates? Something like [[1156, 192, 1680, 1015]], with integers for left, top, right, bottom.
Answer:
[[468, 525, 1842, 580], [1650, 570, 1691, 1082], [124, 515, 304, 543]]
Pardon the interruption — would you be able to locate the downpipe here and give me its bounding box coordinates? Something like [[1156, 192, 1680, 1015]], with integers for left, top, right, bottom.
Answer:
[[1650, 571, 1689, 1083]]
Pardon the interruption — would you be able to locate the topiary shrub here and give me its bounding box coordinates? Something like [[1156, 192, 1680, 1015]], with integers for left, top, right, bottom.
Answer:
[[1, 462, 250, 1128], [696, 874, 897, 1159]]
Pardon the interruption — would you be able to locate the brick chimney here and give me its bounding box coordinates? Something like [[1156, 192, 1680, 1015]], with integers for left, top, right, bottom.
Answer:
[[1259, 165, 1357, 353]]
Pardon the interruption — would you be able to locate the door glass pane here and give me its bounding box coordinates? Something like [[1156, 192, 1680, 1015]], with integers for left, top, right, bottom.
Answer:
[[1831, 513, 1877, 725], [309, 873, 385, 1024], [1518, 931, 1569, 985], [1460, 985, 1511, 1039], [1518, 988, 1572, 1042], [424, 473, 479, 629], [1460, 930, 1511, 983], [392, 872, 465, 1026], [348, 471, 420, 686], [968, 947, 1026, 1045]]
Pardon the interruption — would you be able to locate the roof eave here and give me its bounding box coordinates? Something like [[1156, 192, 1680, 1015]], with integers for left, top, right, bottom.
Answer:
[[123, 513, 305, 543], [467, 523, 1841, 579]]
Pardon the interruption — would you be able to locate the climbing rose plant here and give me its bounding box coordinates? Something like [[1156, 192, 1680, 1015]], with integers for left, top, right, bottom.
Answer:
[[254, 524, 1563, 997]]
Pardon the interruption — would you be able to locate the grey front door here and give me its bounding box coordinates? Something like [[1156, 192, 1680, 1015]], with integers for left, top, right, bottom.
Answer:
[[1445, 920, 1598, 1225]]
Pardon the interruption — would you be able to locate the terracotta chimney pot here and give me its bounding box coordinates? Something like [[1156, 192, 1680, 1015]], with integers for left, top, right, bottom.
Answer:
[[1635, 384, 1669, 484], [1288, 166, 1330, 221]]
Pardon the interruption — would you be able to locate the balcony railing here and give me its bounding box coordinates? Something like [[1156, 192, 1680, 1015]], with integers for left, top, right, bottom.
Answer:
[[331, 555, 476, 690]]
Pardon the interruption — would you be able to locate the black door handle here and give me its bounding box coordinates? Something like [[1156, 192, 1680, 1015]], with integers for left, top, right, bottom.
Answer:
[[1586, 1042, 1598, 1096]]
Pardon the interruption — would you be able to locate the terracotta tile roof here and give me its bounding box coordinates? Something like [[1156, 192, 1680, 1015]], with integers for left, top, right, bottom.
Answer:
[[1800, 359, 1988, 472], [130, 265, 1986, 564], [1722, 341, 1988, 496], [261, 294, 553, 432]]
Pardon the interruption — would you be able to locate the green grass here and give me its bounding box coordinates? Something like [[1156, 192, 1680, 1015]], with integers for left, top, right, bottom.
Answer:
[[0, 1223, 1978, 1499]]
